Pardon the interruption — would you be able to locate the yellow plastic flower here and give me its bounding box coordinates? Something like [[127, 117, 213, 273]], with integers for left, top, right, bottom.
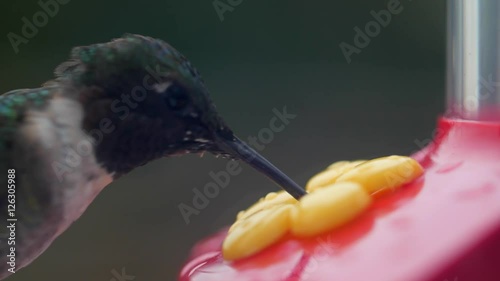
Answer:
[[222, 155, 424, 261]]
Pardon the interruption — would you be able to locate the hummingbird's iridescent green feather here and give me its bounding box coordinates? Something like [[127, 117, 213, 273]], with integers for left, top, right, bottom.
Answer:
[[0, 88, 55, 153], [55, 34, 203, 85]]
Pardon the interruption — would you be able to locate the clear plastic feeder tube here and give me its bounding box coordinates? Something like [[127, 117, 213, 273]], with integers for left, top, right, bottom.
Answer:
[[446, 0, 500, 121]]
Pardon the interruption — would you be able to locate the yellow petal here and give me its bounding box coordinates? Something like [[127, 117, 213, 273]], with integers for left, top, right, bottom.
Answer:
[[336, 156, 423, 194], [236, 191, 296, 221], [223, 204, 293, 261], [291, 182, 372, 237], [325, 160, 351, 170], [306, 160, 366, 192], [326, 160, 366, 170]]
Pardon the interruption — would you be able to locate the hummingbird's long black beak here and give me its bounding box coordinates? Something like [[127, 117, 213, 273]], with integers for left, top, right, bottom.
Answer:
[[215, 134, 307, 200]]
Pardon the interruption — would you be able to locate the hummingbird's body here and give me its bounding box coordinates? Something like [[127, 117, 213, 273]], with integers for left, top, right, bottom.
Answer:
[[0, 34, 305, 279]]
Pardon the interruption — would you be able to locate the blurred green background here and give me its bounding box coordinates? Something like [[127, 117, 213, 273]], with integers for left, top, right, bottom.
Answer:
[[0, 0, 445, 280]]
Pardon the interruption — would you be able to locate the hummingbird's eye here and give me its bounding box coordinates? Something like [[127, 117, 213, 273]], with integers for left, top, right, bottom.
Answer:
[[163, 82, 189, 110]]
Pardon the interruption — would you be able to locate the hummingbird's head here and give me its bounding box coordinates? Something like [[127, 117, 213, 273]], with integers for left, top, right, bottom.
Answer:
[[54, 34, 305, 199]]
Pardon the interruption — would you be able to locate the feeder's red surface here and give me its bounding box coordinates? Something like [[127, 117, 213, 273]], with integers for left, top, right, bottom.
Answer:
[[179, 117, 500, 281]]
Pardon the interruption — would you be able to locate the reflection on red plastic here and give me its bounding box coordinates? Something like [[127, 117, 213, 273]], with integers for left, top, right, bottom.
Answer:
[[179, 117, 500, 281]]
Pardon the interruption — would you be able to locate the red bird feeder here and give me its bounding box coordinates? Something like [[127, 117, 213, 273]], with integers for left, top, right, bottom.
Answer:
[[179, 1, 500, 280]]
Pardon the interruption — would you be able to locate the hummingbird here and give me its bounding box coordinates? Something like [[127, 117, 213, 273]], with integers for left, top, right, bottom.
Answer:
[[0, 34, 306, 278]]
